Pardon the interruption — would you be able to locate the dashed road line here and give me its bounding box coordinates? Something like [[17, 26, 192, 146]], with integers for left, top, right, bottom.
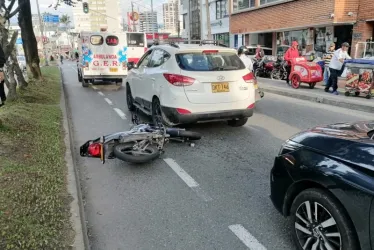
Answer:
[[92, 86, 98, 90], [113, 108, 126, 120], [104, 98, 113, 105], [70, 66, 78, 73], [98, 91, 105, 96], [229, 224, 267, 250], [163, 158, 212, 202]]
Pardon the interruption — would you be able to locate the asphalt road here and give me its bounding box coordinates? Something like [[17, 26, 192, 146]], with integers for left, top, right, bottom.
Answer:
[[62, 61, 373, 250]]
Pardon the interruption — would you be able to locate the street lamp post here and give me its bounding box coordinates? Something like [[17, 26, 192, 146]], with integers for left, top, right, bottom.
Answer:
[[35, 0, 49, 66]]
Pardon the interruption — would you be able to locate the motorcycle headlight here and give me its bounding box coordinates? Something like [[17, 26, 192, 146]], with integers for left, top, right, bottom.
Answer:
[[278, 139, 303, 155]]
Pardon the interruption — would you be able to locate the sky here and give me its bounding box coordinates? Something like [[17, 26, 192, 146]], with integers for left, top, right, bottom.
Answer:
[[10, 0, 168, 26]]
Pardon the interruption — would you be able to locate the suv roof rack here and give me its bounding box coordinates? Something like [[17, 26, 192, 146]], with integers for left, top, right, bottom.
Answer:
[[152, 39, 228, 48]]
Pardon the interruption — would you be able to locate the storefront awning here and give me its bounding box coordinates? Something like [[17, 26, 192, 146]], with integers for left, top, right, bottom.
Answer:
[[366, 19, 374, 22], [240, 22, 355, 34]]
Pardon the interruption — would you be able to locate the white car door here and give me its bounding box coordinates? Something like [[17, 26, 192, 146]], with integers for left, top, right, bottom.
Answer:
[[130, 50, 153, 107], [142, 49, 171, 110]]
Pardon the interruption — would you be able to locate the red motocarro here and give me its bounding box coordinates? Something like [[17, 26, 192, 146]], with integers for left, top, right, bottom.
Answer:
[[289, 57, 323, 89]]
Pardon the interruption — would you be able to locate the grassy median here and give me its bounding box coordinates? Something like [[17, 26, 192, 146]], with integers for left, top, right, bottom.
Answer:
[[0, 67, 73, 249]]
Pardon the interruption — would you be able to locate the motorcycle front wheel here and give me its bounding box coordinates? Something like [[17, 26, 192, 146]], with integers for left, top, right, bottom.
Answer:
[[113, 142, 160, 163]]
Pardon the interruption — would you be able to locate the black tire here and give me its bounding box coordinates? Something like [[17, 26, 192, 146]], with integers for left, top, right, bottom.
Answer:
[[78, 70, 82, 82], [152, 97, 163, 126], [309, 83, 316, 89], [82, 78, 89, 88], [290, 188, 359, 250], [366, 94, 371, 99], [116, 79, 123, 86], [344, 91, 350, 96], [126, 84, 136, 111], [113, 142, 160, 163], [354, 92, 360, 97], [167, 129, 202, 140], [227, 118, 248, 127]]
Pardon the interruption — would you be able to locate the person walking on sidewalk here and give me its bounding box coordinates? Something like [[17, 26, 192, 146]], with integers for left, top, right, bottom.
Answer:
[[324, 42, 351, 95], [284, 41, 300, 85], [0, 44, 6, 107], [322, 43, 336, 86]]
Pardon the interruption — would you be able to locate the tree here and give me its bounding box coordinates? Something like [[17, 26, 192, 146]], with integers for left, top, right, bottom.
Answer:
[[18, 0, 42, 79], [59, 14, 71, 27]]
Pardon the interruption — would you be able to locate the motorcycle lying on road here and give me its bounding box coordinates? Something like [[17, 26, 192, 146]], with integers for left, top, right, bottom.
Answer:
[[80, 110, 202, 164]]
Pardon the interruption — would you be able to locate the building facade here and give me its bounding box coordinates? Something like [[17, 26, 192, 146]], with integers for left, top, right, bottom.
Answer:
[[163, 0, 179, 35], [180, 0, 202, 40], [139, 11, 158, 33], [72, 0, 121, 32], [230, 0, 374, 57], [201, 0, 230, 46]]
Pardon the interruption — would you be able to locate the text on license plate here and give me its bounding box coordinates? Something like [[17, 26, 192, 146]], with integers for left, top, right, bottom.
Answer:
[[109, 68, 118, 72], [212, 82, 229, 93]]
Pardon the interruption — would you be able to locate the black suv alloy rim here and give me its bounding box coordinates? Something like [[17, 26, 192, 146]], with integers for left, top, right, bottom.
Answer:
[[295, 201, 342, 250]]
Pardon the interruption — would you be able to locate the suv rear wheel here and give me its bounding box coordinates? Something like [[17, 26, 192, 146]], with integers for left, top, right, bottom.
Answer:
[[227, 118, 248, 127], [126, 84, 135, 111]]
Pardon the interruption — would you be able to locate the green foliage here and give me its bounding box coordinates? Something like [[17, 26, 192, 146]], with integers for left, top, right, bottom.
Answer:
[[0, 67, 73, 249]]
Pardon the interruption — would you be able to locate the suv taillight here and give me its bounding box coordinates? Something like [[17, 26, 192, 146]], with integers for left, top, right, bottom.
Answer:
[[243, 72, 254, 83], [163, 73, 195, 86]]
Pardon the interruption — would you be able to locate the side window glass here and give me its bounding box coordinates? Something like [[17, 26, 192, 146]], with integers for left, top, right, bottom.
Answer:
[[137, 51, 152, 67], [149, 49, 170, 68]]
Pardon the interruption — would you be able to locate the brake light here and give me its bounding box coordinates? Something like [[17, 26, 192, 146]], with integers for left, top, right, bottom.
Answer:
[[202, 50, 218, 54], [163, 73, 195, 86], [176, 108, 191, 114], [88, 143, 101, 157], [247, 103, 255, 109], [243, 73, 254, 83]]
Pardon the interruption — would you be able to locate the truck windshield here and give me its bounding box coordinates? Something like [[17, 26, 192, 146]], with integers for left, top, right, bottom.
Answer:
[[127, 33, 145, 47]]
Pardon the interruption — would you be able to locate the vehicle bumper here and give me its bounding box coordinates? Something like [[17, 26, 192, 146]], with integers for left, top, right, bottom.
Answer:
[[270, 156, 294, 216], [161, 106, 254, 124]]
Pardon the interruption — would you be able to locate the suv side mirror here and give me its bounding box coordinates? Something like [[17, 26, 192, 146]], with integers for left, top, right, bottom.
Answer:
[[127, 62, 136, 70]]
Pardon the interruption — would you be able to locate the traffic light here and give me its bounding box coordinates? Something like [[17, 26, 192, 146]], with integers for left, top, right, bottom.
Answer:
[[83, 2, 89, 13]]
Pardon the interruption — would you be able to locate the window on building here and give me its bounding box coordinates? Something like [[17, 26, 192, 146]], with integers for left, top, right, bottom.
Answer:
[[235, 0, 255, 11], [260, 0, 281, 5], [216, 0, 228, 19]]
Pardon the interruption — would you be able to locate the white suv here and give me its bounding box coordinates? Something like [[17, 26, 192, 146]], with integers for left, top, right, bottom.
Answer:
[[125, 43, 256, 127]]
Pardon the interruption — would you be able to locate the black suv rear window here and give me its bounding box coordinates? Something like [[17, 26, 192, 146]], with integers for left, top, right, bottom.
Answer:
[[176, 52, 245, 71]]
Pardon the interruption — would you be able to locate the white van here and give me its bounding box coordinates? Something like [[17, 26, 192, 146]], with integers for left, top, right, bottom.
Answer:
[[77, 31, 146, 87]]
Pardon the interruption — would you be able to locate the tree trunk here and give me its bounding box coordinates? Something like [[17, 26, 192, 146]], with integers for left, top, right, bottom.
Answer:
[[18, 0, 41, 79], [5, 62, 17, 101], [10, 49, 28, 89]]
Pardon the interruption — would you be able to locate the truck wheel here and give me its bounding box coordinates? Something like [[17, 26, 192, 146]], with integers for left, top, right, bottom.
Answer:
[[77, 70, 82, 82], [82, 79, 89, 88]]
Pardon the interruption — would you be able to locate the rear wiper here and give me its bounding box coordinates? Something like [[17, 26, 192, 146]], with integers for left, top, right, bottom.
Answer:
[[368, 129, 374, 139], [211, 66, 238, 71]]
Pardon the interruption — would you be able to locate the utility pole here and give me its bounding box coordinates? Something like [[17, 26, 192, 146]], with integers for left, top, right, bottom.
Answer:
[[151, 0, 154, 40], [131, 2, 136, 32], [35, 0, 49, 66], [205, 0, 212, 40]]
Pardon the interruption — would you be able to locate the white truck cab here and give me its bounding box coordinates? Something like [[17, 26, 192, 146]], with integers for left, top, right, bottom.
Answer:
[[77, 31, 146, 87]]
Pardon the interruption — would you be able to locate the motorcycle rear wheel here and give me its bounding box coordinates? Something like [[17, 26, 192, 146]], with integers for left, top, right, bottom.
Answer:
[[113, 142, 160, 163], [270, 70, 280, 80]]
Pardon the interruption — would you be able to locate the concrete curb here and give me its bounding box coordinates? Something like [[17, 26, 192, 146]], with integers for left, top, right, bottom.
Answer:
[[261, 86, 374, 113], [60, 68, 90, 250]]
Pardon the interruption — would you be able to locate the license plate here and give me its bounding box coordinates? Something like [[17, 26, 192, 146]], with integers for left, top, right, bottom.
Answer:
[[212, 82, 229, 93], [109, 68, 118, 72]]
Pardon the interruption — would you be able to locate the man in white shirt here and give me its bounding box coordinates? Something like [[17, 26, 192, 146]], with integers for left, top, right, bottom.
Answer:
[[238, 46, 253, 72], [324, 42, 351, 95]]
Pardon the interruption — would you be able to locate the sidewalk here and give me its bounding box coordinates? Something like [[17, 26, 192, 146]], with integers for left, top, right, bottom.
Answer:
[[257, 77, 374, 113]]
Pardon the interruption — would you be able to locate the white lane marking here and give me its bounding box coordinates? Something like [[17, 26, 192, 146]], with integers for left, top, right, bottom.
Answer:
[[98, 91, 105, 96], [92, 86, 98, 90], [104, 98, 113, 105], [163, 158, 212, 201], [113, 108, 126, 120], [70, 66, 78, 72], [229, 224, 267, 250]]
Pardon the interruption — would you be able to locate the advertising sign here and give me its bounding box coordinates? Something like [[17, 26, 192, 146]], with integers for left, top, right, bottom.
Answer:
[[43, 15, 59, 23]]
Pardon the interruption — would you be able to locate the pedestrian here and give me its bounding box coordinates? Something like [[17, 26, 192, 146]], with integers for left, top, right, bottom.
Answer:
[[238, 45, 253, 72], [324, 42, 351, 95], [60, 54, 63, 64], [284, 41, 300, 85], [0, 44, 6, 107], [322, 43, 336, 86], [255, 44, 264, 60]]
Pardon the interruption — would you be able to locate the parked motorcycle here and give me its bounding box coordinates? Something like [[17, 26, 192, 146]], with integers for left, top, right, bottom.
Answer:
[[253, 57, 274, 78], [80, 110, 202, 164], [270, 56, 288, 80]]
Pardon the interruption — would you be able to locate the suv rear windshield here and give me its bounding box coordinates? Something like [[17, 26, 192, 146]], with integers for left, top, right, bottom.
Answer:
[[176, 52, 245, 71]]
